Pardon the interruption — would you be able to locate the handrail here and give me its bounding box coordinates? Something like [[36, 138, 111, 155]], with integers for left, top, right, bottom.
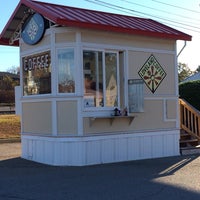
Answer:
[[179, 98, 200, 141]]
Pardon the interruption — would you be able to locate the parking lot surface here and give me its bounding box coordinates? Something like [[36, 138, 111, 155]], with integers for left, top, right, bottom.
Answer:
[[0, 142, 200, 200]]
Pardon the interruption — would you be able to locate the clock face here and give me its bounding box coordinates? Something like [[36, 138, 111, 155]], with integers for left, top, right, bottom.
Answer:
[[22, 13, 45, 45]]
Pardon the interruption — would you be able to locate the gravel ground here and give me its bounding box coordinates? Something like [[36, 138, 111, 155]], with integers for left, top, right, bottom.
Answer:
[[0, 142, 21, 160]]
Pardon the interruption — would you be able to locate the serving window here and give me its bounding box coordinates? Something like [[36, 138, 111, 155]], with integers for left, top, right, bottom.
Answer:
[[83, 50, 119, 109]]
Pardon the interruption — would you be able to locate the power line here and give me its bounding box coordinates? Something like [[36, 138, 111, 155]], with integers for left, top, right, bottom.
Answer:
[[120, 0, 200, 24], [85, 0, 135, 15], [85, 0, 200, 33], [152, 0, 200, 14]]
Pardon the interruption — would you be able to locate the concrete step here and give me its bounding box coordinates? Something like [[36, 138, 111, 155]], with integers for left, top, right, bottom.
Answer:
[[180, 133, 192, 141], [180, 145, 200, 155], [180, 138, 199, 148]]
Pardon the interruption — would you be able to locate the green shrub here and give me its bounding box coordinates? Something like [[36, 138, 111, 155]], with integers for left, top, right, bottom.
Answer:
[[179, 80, 200, 110]]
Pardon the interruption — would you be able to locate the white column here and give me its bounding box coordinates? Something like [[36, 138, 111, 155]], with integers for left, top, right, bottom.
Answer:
[[76, 31, 84, 136], [50, 27, 58, 136]]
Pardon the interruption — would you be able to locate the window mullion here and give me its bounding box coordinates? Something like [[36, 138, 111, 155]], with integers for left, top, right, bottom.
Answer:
[[102, 51, 106, 107], [117, 52, 120, 108], [95, 52, 99, 107]]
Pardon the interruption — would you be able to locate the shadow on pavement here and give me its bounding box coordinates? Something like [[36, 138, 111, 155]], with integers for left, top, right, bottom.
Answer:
[[0, 155, 200, 200]]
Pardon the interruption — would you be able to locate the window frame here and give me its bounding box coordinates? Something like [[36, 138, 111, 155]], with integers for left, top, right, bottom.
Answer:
[[83, 48, 120, 111], [56, 47, 76, 95], [22, 49, 52, 97]]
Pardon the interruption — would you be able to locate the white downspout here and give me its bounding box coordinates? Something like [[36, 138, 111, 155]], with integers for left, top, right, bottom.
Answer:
[[177, 41, 187, 57], [176, 40, 187, 129]]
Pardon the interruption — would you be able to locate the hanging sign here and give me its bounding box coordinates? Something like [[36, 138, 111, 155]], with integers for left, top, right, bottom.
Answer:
[[22, 13, 45, 45], [138, 54, 166, 93]]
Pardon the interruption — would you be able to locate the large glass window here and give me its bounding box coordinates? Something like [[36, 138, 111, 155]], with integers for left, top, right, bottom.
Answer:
[[83, 50, 119, 108], [23, 51, 51, 96], [57, 48, 75, 93], [105, 52, 118, 107]]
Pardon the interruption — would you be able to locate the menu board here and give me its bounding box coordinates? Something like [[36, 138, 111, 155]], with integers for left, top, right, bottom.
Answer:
[[128, 79, 144, 113]]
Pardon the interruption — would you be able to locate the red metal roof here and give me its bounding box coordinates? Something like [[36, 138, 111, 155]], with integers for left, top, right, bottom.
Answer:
[[0, 0, 192, 46]]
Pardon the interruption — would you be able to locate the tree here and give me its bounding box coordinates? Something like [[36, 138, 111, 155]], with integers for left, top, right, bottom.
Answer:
[[179, 80, 200, 110], [7, 66, 20, 75], [178, 62, 193, 82], [194, 65, 200, 74], [0, 74, 19, 104], [1, 75, 13, 90]]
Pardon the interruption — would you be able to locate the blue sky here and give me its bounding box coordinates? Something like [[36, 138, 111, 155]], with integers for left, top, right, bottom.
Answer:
[[0, 0, 200, 72]]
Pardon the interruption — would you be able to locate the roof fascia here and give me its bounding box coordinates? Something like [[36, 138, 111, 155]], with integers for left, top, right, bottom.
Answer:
[[0, 0, 192, 47], [21, 0, 58, 23], [0, 1, 23, 46], [57, 18, 192, 41]]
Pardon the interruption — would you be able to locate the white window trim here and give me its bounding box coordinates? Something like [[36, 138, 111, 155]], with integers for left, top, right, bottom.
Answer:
[[55, 46, 77, 96], [82, 48, 120, 113], [21, 48, 52, 97]]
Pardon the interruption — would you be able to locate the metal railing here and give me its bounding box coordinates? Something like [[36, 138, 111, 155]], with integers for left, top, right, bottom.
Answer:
[[0, 106, 15, 114]]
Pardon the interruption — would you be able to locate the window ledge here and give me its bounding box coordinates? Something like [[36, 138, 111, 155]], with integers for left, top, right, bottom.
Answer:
[[88, 115, 135, 126]]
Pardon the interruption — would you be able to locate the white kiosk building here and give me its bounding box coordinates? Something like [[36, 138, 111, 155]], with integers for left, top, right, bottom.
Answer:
[[0, 0, 191, 166]]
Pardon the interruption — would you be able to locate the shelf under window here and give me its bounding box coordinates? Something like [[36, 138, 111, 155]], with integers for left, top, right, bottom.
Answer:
[[88, 116, 135, 126]]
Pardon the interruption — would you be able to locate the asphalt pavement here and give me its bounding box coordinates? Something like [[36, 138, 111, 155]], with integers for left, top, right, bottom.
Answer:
[[0, 142, 200, 200]]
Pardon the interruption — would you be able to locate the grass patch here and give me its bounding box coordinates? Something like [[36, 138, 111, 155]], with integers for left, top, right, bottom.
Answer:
[[0, 115, 20, 139]]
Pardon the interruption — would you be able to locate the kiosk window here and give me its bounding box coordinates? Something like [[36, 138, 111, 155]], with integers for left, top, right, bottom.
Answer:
[[83, 50, 119, 108], [57, 48, 75, 93], [23, 51, 51, 96]]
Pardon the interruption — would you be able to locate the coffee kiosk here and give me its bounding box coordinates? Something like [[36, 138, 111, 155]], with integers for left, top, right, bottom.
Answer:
[[0, 0, 191, 165]]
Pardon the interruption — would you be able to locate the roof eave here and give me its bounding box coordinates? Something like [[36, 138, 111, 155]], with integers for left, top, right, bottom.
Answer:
[[57, 18, 192, 41], [0, 38, 19, 46], [0, 1, 23, 47], [0, 0, 58, 47], [0, 0, 192, 47], [21, 0, 58, 22]]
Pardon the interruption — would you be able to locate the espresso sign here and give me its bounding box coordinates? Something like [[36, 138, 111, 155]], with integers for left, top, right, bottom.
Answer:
[[23, 51, 50, 72]]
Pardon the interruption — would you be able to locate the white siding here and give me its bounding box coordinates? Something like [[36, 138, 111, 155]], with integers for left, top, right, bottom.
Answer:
[[21, 129, 180, 166]]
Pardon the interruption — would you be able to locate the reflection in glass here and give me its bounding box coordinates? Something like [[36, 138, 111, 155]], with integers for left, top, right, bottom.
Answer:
[[105, 52, 118, 107], [23, 51, 51, 96], [83, 50, 118, 108], [83, 51, 103, 107], [58, 48, 75, 93]]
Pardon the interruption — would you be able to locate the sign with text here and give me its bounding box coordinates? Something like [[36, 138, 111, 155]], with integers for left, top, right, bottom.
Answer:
[[23, 51, 51, 72], [23, 51, 51, 95]]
